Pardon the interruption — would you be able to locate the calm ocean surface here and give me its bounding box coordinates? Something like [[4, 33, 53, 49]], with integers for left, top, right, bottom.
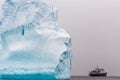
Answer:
[[71, 76, 120, 80]]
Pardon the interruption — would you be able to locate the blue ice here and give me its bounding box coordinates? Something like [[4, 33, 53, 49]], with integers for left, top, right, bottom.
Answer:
[[0, 0, 72, 79]]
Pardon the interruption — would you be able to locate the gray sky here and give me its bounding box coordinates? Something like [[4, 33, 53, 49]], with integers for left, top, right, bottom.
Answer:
[[53, 0, 120, 76]]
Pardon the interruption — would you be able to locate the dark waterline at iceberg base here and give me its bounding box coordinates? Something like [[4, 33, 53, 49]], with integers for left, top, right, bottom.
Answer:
[[0, 73, 70, 80]]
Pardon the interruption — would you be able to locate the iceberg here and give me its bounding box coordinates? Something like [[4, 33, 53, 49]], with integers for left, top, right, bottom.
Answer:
[[0, 0, 72, 80]]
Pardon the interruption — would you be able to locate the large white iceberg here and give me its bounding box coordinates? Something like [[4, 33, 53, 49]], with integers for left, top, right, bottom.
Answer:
[[0, 0, 72, 79]]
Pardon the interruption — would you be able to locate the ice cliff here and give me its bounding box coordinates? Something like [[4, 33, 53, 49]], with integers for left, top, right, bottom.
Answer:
[[0, 0, 72, 79]]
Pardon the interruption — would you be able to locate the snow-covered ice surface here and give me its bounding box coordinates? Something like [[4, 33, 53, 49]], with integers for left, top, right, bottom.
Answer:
[[0, 0, 72, 80]]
